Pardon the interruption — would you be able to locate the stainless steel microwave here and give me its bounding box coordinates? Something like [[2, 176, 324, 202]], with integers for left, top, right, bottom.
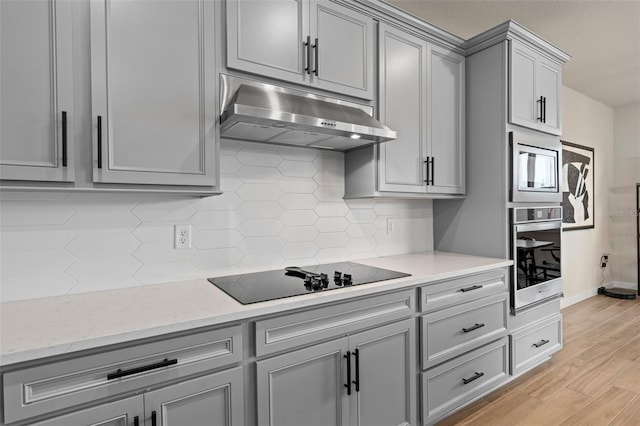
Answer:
[[510, 131, 562, 203]]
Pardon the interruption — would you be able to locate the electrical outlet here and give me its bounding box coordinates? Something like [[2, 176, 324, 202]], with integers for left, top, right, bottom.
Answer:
[[386, 217, 396, 234], [600, 253, 609, 268], [174, 224, 191, 249]]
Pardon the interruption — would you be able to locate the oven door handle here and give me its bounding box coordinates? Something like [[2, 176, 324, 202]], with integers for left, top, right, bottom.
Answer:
[[514, 221, 561, 233]]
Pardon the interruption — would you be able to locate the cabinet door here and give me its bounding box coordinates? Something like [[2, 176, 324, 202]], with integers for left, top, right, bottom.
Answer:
[[144, 367, 244, 426], [509, 39, 539, 130], [377, 24, 428, 194], [427, 45, 465, 194], [348, 319, 416, 426], [310, 0, 374, 100], [31, 396, 143, 426], [226, 0, 310, 85], [256, 338, 349, 426], [537, 58, 562, 135], [91, 0, 217, 187], [0, 0, 74, 182]]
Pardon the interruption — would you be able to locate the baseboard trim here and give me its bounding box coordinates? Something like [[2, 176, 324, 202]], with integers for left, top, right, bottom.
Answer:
[[561, 282, 639, 309], [560, 287, 599, 309]]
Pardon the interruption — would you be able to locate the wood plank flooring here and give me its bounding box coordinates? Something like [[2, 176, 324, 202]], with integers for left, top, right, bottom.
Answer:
[[437, 295, 640, 425]]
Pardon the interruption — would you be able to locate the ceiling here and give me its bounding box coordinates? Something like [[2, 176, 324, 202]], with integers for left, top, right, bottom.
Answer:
[[387, 0, 640, 108]]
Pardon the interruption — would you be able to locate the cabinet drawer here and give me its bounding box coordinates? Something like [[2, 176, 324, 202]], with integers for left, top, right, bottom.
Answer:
[[510, 314, 562, 376], [3, 324, 242, 424], [421, 294, 507, 369], [508, 297, 560, 332], [418, 269, 507, 313], [254, 289, 414, 357], [421, 337, 508, 425]]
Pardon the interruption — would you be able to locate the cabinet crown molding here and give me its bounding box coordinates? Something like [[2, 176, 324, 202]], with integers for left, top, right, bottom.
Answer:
[[465, 20, 571, 63]]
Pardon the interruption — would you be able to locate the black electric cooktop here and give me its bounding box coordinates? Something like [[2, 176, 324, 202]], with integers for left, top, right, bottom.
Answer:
[[208, 262, 411, 304]]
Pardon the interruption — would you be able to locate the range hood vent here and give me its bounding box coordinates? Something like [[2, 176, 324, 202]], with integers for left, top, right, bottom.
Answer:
[[219, 75, 396, 151]]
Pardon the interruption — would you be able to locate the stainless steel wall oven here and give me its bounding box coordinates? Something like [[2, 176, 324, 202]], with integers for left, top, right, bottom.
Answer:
[[511, 206, 563, 313]]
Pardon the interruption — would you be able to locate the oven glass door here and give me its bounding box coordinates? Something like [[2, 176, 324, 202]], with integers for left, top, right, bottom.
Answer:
[[516, 145, 558, 193], [514, 221, 561, 291]]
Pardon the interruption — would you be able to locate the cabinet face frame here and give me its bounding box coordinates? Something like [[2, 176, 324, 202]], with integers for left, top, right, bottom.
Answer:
[[90, 0, 218, 187], [0, 0, 75, 182]]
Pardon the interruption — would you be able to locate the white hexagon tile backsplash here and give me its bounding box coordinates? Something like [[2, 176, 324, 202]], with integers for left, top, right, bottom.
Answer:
[[0, 141, 433, 302]]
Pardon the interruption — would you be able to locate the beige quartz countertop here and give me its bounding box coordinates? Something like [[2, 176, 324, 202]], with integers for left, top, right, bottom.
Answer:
[[0, 251, 512, 366]]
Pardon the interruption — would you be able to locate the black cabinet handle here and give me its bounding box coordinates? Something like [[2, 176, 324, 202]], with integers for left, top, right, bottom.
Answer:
[[344, 351, 352, 395], [462, 323, 485, 333], [97, 115, 103, 169], [533, 339, 550, 348], [459, 284, 483, 293], [133, 416, 139, 426], [537, 96, 544, 122], [352, 348, 360, 392], [424, 157, 430, 184], [430, 157, 435, 185], [61, 111, 68, 167], [462, 371, 484, 385], [313, 38, 318, 76], [151, 410, 157, 426], [542, 96, 547, 123], [304, 36, 311, 74], [107, 358, 177, 380]]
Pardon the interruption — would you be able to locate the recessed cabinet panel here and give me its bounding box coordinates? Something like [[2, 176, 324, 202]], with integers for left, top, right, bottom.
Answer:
[[510, 44, 537, 128], [227, 0, 309, 83], [377, 23, 427, 193], [31, 396, 143, 426], [538, 59, 562, 134], [256, 339, 349, 426], [91, 0, 217, 186], [0, 0, 74, 182], [311, 0, 374, 99], [145, 368, 245, 426], [428, 45, 465, 194]]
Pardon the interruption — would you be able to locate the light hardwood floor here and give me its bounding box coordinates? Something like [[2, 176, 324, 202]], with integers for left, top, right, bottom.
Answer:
[[437, 294, 640, 425]]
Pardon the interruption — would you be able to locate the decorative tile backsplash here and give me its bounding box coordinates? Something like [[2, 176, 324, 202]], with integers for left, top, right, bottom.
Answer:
[[0, 141, 433, 302]]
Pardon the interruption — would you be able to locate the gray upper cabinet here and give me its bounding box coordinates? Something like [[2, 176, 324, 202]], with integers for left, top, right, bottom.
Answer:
[[347, 23, 464, 198], [377, 23, 428, 194], [226, 0, 374, 100], [91, 0, 217, 187], [0, 0, 75, 183], [509, 39, 562, 136], [427, 44, 465, 195]]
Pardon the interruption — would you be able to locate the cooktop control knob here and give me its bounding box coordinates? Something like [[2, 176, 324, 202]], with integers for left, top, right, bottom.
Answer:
[[334, 271, 342, 285], [320, 273, 329, 288], [343, 273, 353, 286], [311, 276, 323, 291]]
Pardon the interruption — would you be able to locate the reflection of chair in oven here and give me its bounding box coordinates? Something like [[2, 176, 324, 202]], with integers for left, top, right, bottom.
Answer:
[[516, 238, 554, 287], [535, 246, 560, 279]]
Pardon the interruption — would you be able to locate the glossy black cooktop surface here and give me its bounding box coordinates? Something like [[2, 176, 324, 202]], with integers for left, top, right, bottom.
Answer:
[[208, 262, 411, 304]]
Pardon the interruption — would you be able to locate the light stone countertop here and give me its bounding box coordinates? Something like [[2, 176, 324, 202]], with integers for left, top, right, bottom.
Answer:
[[0, 251, 512, 367]]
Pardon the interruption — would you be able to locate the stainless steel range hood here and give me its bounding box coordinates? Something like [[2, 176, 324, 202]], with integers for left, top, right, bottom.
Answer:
[[219, 75, 396, 151]]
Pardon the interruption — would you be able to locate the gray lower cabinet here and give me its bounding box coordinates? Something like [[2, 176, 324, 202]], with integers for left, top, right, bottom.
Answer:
[[226, 0, 374, 100], [0, 0, 75, 183], [256, 319, 415, 426], [90, 0, 217, 187], [31, 396, 143, 426], [345, 23, 464, 198], [31, 368, 244, 426]]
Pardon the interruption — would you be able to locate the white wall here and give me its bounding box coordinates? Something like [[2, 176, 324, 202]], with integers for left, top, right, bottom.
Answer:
[[560, 86, 615, 301], [0, 141, 433, 302], [611, 103, 640, 285]]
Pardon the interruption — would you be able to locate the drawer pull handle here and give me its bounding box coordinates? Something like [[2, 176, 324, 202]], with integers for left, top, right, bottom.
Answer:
[[344, 351, 352, 395], [533, 339, 550, 348], [462, 323, 485, 333], [107, 358, 177, 380], [459, 284, 483, 293], [462, 371, 484, 385]]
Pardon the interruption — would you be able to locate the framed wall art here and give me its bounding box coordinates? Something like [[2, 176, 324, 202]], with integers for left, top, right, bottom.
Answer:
[[562, 141, 594, 231]]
